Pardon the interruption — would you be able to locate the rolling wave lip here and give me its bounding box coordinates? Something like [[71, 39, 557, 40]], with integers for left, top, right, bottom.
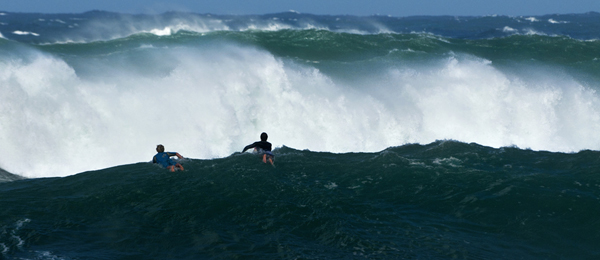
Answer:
[[1, 12, 599, 179], [29, 28, 599, 52]]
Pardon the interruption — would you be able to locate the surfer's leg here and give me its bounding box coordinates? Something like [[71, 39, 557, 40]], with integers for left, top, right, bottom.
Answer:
[[167, 165, 175, 172], [176, 163, 184, 171], [264, 153, 274, 165]]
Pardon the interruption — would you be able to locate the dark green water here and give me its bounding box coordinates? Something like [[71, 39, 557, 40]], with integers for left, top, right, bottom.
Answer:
[[1, 11, 600, 259], [2, 141, 599, 259]]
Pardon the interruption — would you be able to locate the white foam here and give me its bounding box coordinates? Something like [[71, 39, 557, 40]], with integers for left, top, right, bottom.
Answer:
[[149, 27, 172, 36], [502, 26, 517, 32], [245, 22, 292, 31], [76, 17, 230, 41], [12, 31, 40, 36], [376, 56, 600, 152], [548, 19, 569, 24], [1, 45, 599, 178], [523, 29, 547, 36]]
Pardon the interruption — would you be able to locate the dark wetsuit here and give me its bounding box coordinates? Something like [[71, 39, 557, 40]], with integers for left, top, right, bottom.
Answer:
[[242, 141, 273, 157]]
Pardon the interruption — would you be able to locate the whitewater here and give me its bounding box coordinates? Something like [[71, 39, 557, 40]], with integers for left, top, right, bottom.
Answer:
[[1, 11, 600, 178], [1, 11, 600, 260]]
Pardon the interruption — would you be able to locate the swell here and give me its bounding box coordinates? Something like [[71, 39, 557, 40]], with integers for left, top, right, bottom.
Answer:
[[32, 30, 600, 91], [1, 142, 599, 259], [2, 28, 600, 178], [36, 30, 600, 69], [1, 11, 599, 45]]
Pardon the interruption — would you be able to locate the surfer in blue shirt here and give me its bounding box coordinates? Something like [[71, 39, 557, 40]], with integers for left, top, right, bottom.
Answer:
[[152, 144, 184, 172], [242, 132, 274, 165]]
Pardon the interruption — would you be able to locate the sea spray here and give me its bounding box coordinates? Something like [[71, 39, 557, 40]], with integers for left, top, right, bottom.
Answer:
[[2, 39, 600, 178], [1, 11, 600, 260], [0, 12, 599, 178]]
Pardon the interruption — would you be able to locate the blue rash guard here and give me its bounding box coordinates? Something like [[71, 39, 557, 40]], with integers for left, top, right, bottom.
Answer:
[[152, 152, 178, 167]]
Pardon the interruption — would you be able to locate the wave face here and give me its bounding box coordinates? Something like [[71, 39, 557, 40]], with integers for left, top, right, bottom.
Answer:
[[1, 142, 599, 259], [1, 11, 600, 259], [0, 11, 599, 179]]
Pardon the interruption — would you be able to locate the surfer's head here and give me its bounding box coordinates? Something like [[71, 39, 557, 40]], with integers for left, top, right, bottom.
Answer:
[[156, 144, 165, 153], [260, 132, 268, 141]]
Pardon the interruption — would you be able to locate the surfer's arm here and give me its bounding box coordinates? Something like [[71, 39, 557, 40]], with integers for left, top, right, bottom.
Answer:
[[166, 152, 183, 159], [242, 143, 257, 153]]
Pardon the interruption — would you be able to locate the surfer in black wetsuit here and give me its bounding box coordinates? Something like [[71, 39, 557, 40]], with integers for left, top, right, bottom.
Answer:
[[242, 132, 274, 165]]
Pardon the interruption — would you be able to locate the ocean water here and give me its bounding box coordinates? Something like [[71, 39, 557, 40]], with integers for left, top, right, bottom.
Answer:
[[0, 11, 599, 259]]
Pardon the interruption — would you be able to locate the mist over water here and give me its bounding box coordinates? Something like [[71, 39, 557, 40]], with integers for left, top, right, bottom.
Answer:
[[1, 43, 598, 178], [0, 11, 599, 177], [2, 11, 600, 260]]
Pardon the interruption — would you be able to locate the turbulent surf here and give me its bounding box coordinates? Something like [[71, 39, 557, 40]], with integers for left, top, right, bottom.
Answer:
[[0, 11, 599, 259]]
